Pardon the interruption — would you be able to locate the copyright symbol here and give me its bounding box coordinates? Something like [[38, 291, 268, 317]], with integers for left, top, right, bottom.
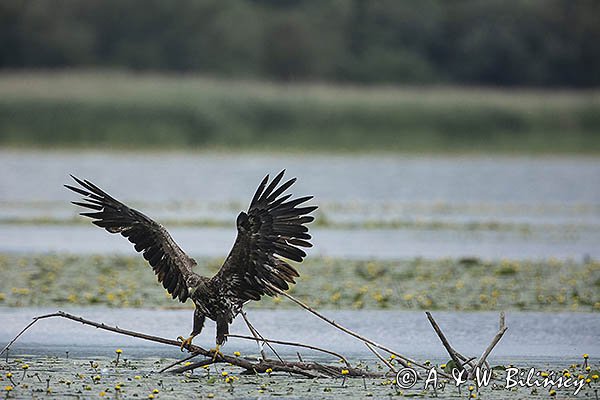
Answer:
[[395, 367, 418, 389]]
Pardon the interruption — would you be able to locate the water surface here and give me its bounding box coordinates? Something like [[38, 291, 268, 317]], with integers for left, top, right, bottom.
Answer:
[[2, 151, 599, 260], [1, 308, 597, 363]]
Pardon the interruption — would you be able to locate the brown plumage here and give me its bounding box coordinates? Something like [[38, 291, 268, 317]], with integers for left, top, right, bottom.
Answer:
[[66, 170, 316, 347]]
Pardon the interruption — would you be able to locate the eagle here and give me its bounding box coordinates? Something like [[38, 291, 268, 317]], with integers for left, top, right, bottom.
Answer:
[[66, 170, 316, 353]]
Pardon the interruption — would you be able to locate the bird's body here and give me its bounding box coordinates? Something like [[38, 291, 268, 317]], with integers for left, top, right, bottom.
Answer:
[[66, 171, 316, 348]]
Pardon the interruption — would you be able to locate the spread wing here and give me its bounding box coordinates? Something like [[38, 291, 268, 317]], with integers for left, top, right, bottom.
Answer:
[[210, 170, 317, 302], [65, 175, 196, 303]]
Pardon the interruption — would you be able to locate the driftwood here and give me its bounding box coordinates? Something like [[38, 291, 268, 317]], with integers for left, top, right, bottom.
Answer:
[[1, 297, 508, 384], [426, 311, 466, 370], [426, 310, 508, 381]]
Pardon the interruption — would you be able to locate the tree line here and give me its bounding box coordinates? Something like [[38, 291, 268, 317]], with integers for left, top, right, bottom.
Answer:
[[1, 0, 598, 87]]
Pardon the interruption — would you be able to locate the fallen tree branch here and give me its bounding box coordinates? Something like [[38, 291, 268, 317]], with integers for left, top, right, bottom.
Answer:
[[171, 358, 327, 377], [1, 310, 379, 379], [2, 307, 507, 384]]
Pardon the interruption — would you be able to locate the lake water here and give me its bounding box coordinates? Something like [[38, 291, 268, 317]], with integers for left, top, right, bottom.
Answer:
[[1, 150, 599, 260], [1, 308, 598, 364]]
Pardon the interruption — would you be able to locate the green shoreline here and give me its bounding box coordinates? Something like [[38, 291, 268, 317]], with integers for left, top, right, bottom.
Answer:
[[1, 71, 599, 154]]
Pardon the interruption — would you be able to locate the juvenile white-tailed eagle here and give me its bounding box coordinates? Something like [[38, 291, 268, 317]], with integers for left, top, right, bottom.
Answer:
[[66, 170, 316, 352]]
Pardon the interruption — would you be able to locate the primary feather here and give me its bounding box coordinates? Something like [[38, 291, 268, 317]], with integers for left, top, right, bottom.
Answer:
[[211, 170, 316, 301]]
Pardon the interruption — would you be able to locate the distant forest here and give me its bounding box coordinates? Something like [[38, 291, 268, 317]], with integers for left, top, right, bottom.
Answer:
[[1, 0, 598, 87]]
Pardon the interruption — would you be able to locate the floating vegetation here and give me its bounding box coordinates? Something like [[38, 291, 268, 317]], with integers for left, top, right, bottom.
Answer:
[[0, 350, 597, 399], [0, 253, 598, 311]]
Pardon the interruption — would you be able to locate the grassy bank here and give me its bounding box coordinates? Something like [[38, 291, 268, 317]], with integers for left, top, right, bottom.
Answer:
[[1, 253, 598, 311], [1, 71, 599, 153]]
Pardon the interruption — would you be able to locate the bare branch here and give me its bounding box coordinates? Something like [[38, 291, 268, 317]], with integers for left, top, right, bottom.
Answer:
[[425, 311, 464, 370], [1, 316, 43, 356], [241, 310, 268, 360], [474, 313, 508, 372], [272, 287, 450, 377]]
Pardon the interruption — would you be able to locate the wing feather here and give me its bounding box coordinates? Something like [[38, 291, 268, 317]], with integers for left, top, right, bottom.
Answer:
[[210, 170, 316, 302], [66, 175, 197, 303]]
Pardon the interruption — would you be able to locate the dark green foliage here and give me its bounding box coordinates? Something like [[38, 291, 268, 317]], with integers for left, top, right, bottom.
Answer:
[[1, 0, 599, 87]]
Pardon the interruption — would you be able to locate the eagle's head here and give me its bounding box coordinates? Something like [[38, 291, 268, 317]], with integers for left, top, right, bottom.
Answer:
[[186, 275, 202, 297], [236, 211, 249, 231]]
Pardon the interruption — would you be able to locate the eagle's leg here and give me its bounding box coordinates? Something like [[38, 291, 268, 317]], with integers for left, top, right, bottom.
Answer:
[[177, 308, 205, 352], [211, 318, 228, 361]]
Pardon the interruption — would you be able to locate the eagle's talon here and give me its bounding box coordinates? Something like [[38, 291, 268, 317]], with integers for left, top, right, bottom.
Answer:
[[210, 345, 223, 361], [177, 335, 195, 352]]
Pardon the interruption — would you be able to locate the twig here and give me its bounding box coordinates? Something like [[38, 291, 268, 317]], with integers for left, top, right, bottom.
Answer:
[[241, 311, 291, 377], [273, 287, 449, 377], [364, 342, 396, 374], [227, 334, 351, 367], [1, 317, 45, 356], [241, 311, 277, 363], [241, 311, 267, 360]]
